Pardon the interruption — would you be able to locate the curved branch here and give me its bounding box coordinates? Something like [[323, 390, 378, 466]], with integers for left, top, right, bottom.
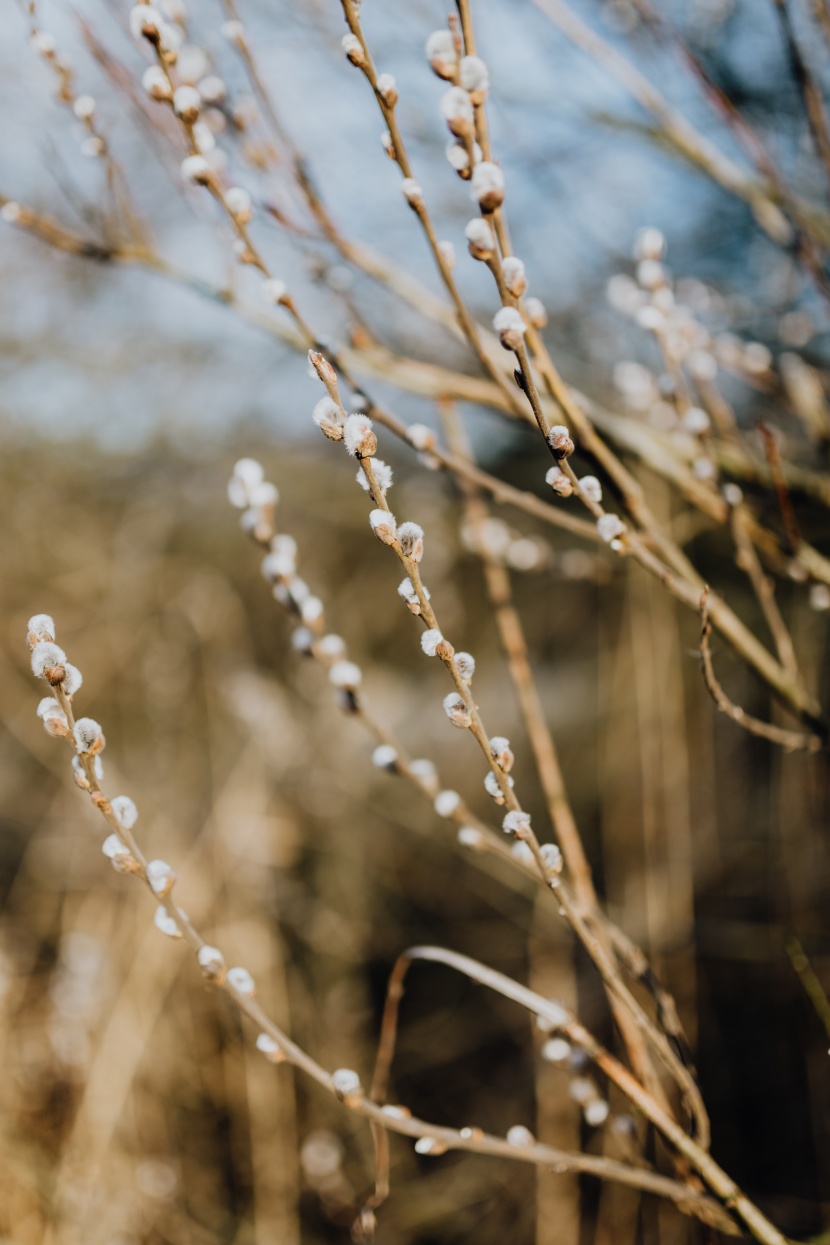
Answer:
[[699, 588, 823, 751]]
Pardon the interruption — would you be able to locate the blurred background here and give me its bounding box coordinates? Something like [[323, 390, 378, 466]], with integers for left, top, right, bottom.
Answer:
[[2, 0, 830, 1242]]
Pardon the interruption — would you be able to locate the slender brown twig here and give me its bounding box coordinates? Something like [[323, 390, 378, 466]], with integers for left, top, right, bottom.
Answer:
[[699, 588, 822, 752]]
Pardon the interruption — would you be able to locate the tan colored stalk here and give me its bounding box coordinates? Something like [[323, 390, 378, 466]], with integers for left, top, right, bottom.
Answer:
[[31, 641, 731, 1233], [372, 945, 787, 1244]]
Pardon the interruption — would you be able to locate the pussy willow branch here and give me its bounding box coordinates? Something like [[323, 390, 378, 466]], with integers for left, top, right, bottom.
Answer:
[[33, 654, 731, 1227], [338, 0, 527, 418], [2, 188, 825, 729], [446, 6, 723, 607], [240, 452, 708, 1142], [438, 400, 595, 905], [437, 398, 706, 1130], [437, 5, 825, 735], [373, 945, 786, 1245], [243, 504, 508, 848], [311, 383, 711, 1140], [699, 588, 822, 752]]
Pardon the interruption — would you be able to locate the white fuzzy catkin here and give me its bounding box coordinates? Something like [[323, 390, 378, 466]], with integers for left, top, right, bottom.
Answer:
[[329, 661, 362, 690], [291, 627, 314, 654], [300, 596, 324, 625], [489, 736, 513, 771], [470, 161, 505, 210], [401, 178, 422, 206], [63, 663, 83, 696], [154, 905, 181, 938], [146, 859, 175, 896], [546, 466, 574, 497], [434, 789, 461, 818], [332, 1068, 361, 1096], [454, 652, 475, 682], [542, 1036, 571, 1063], [248, 481, 278, 508], [358, 460, 392, 492], [445, 139, 482, 172], [36, 697, 68, 736], [73, 717, 103, 753], [437, 240, 457, 270], [221, 19, 245, 42], [130, 4, 162, 41], [506, 1125, 534, 1147], [524, 296, 547, 328], [317, 633, 346, 660], [511, 841, 535, 866], [548, 425, 574, 458], [343, 414, 376, 457], [425, 29, 457, 77], [493, 306, 526, 350], [440, 87, 473, 133], [36, 696, 64, 721], [227, 965, 255, 996], [369, 509, 397, 544], [262, 277, 288, 305], [372, 744, 398, 770], [681, 406, 711, 436], [181, 154, 212, 184], [459, 54, 489, 96], [31, 642, 66, 678], [73, 93, 96, 117], [597, 514, 625, 543], [111, 795, 138, 829], [578, 476, 602, 504], [102, 833, 135, 868], [585, 1099, 610, 1126], [484, 770, 514, 802], [633, 226, 666, 261], [397, 521, 424, 561], [262, 550, 296, 581], [502, 256, 527, 297], [225, 186, 252, 221], [443, 692, 472, 729], [227, 457, 264, 508], [458, 826, 483, 849], [173, 85, 201, 120], [197, 945, 225, 979], [256, 1032, 285, 1062], [198, 75, 226, 104], [409, 758, 437, 792], [407, 423, 436, 451], [31, 30, 57, 56], [502, 810, 531, 836], [420, 629, 443, 656], [28, 613, 56, 642], [465, 217, 495, 257], [540, 842, 563, 874], [342, 33, 364, 63]]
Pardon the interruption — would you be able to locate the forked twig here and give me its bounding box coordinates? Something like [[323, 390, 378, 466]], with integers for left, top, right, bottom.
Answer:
[[699, 588, 822, 752]]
